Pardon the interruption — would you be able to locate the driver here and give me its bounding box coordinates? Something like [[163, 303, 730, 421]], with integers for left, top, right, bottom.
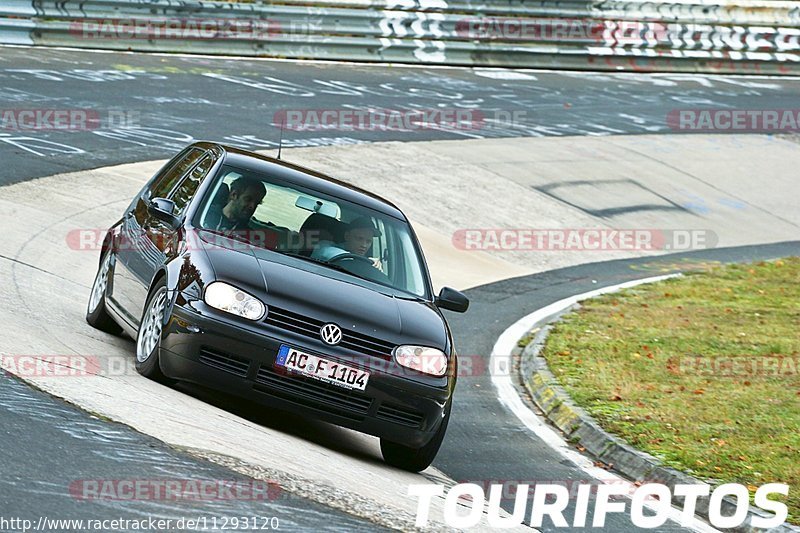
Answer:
[[312, 216, 383, 269], [205, 177, 267, 231]]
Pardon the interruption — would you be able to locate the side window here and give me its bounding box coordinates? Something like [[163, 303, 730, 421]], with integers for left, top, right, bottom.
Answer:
[[148, 148, 204, 200], [170, 154, 215, 215]]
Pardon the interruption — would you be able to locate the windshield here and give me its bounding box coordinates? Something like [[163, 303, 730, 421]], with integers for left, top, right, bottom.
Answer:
[[193, 164, 430, 298]]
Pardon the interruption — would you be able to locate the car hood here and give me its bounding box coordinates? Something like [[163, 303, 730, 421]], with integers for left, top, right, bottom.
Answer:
[[197, 231, 447, 348]]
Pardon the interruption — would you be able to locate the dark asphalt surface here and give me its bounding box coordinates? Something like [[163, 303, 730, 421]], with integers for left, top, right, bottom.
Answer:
[[437, 241, 800, 531], [0, 371, 383, 531], [2, 45, 800, 184]]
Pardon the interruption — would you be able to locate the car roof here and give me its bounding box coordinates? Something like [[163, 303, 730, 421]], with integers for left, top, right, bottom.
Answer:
[[196, 142, 407, 221]]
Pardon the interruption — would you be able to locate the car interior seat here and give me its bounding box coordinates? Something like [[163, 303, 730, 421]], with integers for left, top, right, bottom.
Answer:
[[210, 182, 230, 210], [297, 213, 344, 256]]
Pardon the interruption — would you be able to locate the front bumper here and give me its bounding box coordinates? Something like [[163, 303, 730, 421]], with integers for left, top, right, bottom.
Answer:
[[159, 304, 453, 448]]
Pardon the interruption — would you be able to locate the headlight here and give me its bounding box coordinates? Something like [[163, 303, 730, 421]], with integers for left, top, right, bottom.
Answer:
[[394, 345, 448, 377], [204, 282, 266, 321]]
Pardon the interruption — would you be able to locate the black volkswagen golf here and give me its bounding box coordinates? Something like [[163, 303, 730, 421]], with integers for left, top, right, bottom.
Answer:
[[86, 142, 469, 472]]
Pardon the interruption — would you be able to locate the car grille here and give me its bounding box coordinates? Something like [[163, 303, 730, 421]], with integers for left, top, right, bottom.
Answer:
[[376, 402, 425, 428], [199, 348, 250, 378], [265, 306, 395, 360], [254, 364, 372, 421]]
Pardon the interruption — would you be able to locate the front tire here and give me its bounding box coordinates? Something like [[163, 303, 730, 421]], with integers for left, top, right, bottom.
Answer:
[[135, 279, 170, 382], [380, 401, 451, 472], [86, 251, 122, 335]]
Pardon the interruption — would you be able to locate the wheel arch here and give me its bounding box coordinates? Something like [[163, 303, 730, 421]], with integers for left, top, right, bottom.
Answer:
[[149, 254, 193, 318]]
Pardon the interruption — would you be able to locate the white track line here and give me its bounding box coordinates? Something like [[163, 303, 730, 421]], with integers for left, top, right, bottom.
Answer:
[[491, 274, 721, 533]]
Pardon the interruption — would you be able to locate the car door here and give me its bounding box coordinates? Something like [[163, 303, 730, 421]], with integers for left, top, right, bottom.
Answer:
[[109, 148, 205, 326]]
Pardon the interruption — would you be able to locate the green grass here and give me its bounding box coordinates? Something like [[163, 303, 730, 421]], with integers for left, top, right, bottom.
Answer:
[[539, 258, 800, 523]]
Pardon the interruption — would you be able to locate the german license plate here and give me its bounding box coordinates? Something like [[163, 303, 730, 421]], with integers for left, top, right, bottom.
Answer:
[[276, 345, 369, 391]]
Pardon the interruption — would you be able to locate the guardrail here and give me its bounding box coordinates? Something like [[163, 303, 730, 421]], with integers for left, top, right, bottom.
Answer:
[[0, 0, 798, 73]]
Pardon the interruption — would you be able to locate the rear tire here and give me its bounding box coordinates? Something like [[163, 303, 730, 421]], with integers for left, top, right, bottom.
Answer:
[[380, 401, 451, 472], [135, 278, 170, 383], [86, 251, 122, 335]]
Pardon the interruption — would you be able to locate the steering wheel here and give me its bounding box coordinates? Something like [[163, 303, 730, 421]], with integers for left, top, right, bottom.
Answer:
[[329, 252, 391, 284], [329, 253, 375, 265]]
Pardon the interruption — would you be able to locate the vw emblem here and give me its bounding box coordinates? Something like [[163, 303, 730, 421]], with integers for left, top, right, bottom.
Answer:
[[320, 323, 342, 346]]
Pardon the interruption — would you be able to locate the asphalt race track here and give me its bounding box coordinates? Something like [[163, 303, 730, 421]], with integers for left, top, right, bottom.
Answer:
[[3, 45, 800, 532], [2, 46, 800, 183], [0, 372, 383, 531]]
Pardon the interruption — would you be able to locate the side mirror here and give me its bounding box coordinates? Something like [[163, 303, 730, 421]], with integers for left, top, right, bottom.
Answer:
[[436, 287, 469, 313], [148, 197, 178, 226]]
